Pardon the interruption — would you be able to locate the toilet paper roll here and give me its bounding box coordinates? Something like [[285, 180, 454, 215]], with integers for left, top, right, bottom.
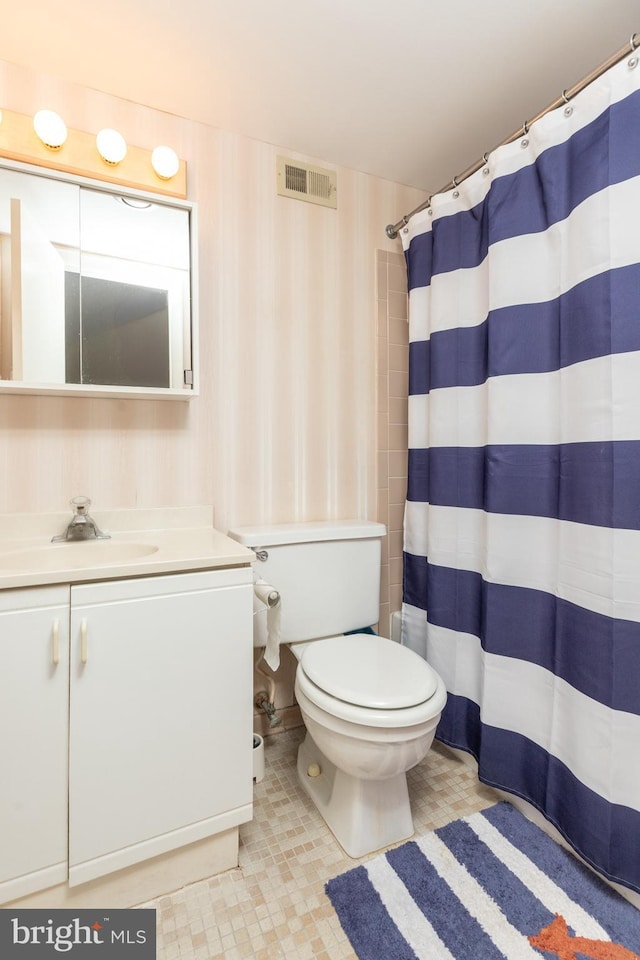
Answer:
[[254, 579, 282, 671], [254, 581, 280, 608]]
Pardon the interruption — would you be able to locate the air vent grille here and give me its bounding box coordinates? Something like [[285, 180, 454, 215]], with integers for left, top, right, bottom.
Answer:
[[277, 156, 337, 208]]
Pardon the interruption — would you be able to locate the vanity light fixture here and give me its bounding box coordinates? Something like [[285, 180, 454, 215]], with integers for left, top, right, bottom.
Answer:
[[33, 109, 67, 149], [151, 145, 180, 180], [0, 107, 186, 197], [96, 128, 127, 165]]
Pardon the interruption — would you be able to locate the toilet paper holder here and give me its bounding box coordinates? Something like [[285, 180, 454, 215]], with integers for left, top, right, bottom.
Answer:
[[254, 580, 280, 609]]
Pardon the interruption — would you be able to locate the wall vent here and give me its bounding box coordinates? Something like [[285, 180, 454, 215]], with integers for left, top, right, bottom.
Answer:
[[276, 156, 337, 208]]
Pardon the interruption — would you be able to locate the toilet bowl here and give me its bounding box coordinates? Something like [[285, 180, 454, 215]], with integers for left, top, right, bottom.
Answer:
[[226, 519, 447, 859], [292, 633, 446, 857]]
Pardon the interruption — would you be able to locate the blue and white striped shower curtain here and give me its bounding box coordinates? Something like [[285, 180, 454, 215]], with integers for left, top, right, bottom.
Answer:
[[401, 54, 640, 893]]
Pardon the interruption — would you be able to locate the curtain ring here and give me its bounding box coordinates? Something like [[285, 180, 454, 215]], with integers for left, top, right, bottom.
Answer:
[[482, 152, 489, 164], [452, 175, 459, 187], [522, 120, 529, 135], [631, 33, 639, 51], [561, 89, 570, 103]]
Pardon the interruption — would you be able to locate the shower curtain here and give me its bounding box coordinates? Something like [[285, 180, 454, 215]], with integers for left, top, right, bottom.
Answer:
[[401, 53, 640, 893]]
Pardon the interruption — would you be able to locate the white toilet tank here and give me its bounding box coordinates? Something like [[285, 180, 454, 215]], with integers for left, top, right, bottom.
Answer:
[[227, 520, 386, 643]]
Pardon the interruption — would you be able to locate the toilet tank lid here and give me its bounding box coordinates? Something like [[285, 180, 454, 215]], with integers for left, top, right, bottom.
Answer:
[[227, 519, 386, 547]]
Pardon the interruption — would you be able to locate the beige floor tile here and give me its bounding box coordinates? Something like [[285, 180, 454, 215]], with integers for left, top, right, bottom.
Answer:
[[146, 727, 498, 959]]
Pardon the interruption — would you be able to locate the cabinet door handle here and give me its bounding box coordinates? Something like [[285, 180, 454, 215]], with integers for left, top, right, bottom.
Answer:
[[80, 619, 88, 664], [52, 618, 60, 666]]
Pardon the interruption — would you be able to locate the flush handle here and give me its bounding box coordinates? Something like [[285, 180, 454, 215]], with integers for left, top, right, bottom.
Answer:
[[253, 549, 268, 562]]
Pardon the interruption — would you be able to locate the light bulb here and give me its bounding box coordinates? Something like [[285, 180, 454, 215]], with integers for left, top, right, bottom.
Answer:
[[33, 110, 67, 149], [151, 145, 179, 180], [96, 128, 127, 165]]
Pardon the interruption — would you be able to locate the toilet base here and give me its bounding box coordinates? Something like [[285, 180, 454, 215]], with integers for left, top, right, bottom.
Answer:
[[296, 732, 414, 858]]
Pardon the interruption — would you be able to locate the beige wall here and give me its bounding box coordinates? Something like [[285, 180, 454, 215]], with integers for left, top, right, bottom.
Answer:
[[254, 249, 411, 737], [0, 60, 423, 734], [0, 59, 425, 534]]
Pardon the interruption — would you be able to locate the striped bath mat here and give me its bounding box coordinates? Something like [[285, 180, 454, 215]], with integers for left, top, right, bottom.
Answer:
[[325, 802, 640, 959]]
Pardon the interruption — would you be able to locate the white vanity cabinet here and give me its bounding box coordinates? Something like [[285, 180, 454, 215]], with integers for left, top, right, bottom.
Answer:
[[0, 563, 254, 901], [0, 585, 70, 902], [68, 568, 254, 886]]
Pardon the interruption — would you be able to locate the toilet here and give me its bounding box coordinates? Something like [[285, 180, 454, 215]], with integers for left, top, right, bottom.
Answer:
[[227, 519, 447, 858]]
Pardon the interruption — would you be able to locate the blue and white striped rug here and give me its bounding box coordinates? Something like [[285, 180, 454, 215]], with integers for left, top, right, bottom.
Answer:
[[325, 802, 640, 959]]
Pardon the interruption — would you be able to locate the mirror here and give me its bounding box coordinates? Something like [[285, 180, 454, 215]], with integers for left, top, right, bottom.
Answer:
[[0, 160, 195, 398]]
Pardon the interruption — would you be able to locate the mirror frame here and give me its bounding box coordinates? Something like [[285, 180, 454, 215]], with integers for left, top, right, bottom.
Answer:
[[0, 157, 198, 401]]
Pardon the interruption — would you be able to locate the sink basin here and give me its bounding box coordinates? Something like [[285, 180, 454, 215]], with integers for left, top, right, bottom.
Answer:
[[0, 540, 159, 571]]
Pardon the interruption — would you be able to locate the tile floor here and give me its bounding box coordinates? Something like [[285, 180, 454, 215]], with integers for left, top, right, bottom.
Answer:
[[147, 726, 498, 959]]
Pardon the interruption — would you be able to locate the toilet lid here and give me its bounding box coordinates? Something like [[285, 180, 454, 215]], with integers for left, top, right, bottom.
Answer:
[[299, 634, 439, 710]]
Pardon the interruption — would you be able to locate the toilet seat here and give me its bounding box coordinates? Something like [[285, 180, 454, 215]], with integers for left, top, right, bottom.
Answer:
[[296, 633, 445, 728]]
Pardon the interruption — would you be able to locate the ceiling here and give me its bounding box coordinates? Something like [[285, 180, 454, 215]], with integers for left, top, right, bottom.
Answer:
[[0, 0, 638, 192]]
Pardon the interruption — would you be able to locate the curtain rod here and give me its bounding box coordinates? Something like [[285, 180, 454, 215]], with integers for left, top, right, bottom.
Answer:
[[385, 32, 639, 240]]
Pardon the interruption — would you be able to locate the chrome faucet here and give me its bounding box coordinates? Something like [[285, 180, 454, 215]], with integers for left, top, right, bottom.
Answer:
[[51, 496, 111, 543]]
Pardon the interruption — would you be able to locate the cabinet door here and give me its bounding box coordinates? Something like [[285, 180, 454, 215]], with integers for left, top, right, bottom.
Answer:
[[69, 569, 253, 885], [0, 585, 70, 903]]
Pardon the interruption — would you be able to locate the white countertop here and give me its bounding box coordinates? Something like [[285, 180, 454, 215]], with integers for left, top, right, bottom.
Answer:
[[0, 506, 255, 590]]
